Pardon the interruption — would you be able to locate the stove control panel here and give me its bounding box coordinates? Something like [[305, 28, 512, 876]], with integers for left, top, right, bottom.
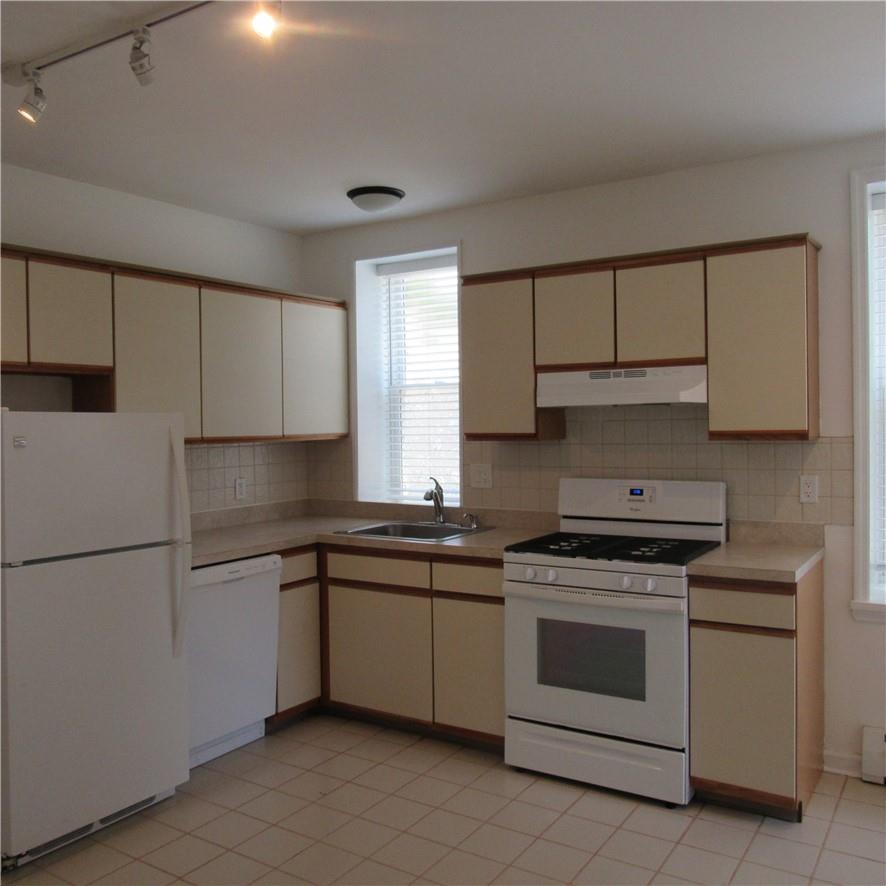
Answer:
[[618, 485, 656, 504]]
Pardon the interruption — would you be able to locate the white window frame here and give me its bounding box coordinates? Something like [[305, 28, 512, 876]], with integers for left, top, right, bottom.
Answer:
[[851, 165, 886, 623]]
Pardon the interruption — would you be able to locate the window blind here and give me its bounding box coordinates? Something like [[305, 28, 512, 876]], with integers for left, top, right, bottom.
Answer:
[[869, 188, 886, 602], [378, 264, 460, 505]]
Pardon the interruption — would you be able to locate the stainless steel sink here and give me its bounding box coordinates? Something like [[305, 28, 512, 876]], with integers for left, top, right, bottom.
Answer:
[[337, 521, 481, 542]]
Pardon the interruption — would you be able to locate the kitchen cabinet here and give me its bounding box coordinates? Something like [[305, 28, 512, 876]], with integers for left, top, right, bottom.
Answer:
[[277, 548, 321, 714], [200, 288, 283, 439], [1, 255, 28, 365], [706, 240, 819, 438], [28, 261, 113, 368], [326, 550, 433, 721], [461, 275, 564, 439], [114, 275, 202, 439], [615, 260, 705, 364], [689, 562, 823, 821], [534, 269, 614, 368], [282, 299, 348, 438], [432, 559, 504, 738]]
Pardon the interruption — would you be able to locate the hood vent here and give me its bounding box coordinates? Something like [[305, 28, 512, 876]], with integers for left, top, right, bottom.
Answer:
[[537, 364, 707, 407]]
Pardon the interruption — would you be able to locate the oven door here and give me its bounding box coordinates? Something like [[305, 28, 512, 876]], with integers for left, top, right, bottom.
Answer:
[[504, 581, 687, 750]]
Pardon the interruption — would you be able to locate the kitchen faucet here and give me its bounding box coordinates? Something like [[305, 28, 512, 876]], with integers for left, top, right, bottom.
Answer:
[[423, 476, 445, 524]]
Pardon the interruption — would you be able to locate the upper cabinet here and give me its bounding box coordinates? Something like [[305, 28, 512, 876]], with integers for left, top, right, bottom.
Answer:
[[1, 255, 28, 365], [534, 269, 614, 369], [201, 288, 283, 439], [615, 260, 705, 365], [461, 276, 564, 439], [28, 261, 113, 368], [114, 275, 202, 439], [706, 241, 818, 439], [282, 299, 348, 438]]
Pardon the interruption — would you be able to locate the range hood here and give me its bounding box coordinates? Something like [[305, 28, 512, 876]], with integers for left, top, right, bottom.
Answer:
[[536, 365, 707, 407]]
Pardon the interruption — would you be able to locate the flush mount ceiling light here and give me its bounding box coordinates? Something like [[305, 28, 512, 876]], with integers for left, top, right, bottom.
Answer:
[[17, 66, 46, 124], [252, 2, 282, 39], [129, 27, 154, 86], [347, 186, 406, 213]]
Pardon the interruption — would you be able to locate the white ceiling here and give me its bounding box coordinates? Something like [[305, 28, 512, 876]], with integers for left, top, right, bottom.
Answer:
[[2, 1, 884, 235]]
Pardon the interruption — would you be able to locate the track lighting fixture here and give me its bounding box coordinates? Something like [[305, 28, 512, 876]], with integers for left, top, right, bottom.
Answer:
[[17, 67, 46, 124], [129, 27, 154, 86], [347, 186, 406, 213], [252, 2, 281, 39]]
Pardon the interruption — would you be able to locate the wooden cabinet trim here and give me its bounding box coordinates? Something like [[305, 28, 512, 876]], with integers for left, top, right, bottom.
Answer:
[[434, 590, 504, 606], [2, 362, 114, 375], [325, 700, 433, 730], [283, 433, 349, 441], [200, 435, 283, 443], [328, 577, 432, 598], [281, 577, 319, 591], [432, 722, 505, 749], [279, 544, 318, 558], [461, 270, 533, 286], [536, 361, 616, 373], [322, 544, 431, 563], [431, 555, 503, 568], [690, 619, 796, 639], [114, 269, 200, 288], [266, 697, 322, 732], [690, 576, 796, 595], [805, 241, 821, 440], [690, 777, 800, 821]]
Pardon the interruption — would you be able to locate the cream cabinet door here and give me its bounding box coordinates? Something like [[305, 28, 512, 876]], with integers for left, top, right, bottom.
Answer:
[[277, 582, 321, 712], [28, 261, 113, 367], [114, 275, 202, 438], [461, 278, 536, 436], [282, 300, 348, 437], [616, 261, 705, 363], [690, 625, 796, 798], [328, 584, 433, 721], [433, 597, 504, 737], [1, 256, 28, 364], [535, 269, 615, 367], [201, 288, 282, 438], [706, 246, 812, 435]]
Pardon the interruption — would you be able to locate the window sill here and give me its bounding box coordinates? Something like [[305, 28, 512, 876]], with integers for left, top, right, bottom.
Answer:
[[850, 600, 886, 623]]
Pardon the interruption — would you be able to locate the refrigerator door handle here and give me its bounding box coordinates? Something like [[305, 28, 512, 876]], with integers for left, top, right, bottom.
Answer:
[[170, 425, 192, 545], [170, 425, 192, 658]]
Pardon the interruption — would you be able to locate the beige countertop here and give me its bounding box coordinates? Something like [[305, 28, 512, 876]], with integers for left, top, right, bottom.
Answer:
[[193, 515, 824, 583], [192, 516, 532, 567], [688, 542, 824, 584]]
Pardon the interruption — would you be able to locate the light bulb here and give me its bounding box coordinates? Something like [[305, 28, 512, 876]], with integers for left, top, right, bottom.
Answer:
[[252, 9, 277, 39]]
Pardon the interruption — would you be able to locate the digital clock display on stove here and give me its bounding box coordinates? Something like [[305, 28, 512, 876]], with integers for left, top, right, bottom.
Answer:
[[630, 488, 644, 497]]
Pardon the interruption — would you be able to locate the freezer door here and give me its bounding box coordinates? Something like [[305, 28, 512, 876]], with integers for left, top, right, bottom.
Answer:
[[1, 412, 188, 563], [1, 546, 189, 856]]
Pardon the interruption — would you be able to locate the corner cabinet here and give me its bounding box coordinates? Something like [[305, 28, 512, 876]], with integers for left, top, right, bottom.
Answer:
[[282, 299, 348, 439], [1, 255, 28, 365], [200, 288, 283, 440], [114, 274, 202, 439], [706, 239, 819, 439], [461, 275, 564, 440], [689, 562, 824, 821]]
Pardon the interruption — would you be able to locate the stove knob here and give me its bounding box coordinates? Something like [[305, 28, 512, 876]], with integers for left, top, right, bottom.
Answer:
[[644, 578, 657, 593], [620, 575, 633, 590], [525, 567, 537, 581], [546, 569, 558, 583]]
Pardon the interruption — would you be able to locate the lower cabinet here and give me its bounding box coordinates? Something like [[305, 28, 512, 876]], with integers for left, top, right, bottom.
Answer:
[[689, 562, 823, 821]]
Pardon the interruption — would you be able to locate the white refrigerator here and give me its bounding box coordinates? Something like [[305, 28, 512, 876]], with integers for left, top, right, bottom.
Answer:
[[1, 412, 192, 865]]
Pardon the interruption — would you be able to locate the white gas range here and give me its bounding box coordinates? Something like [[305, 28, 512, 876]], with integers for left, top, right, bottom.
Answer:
[[503, 477, 726, 805]]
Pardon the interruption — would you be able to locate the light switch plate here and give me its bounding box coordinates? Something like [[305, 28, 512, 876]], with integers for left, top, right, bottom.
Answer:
[[799, 474, 819, 504], [235, 477, 247, 500], [470, 463, 493, 489]]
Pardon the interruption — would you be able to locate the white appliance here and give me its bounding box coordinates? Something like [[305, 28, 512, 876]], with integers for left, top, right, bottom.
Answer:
[[188, 556, 282, 767], [536, 364, 707, 407], [1, 412, 191, 868], [503, 477, 726, 805]]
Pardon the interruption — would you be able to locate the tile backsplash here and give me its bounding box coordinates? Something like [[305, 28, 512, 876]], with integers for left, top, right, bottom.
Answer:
[[186, 405, 853, 525]]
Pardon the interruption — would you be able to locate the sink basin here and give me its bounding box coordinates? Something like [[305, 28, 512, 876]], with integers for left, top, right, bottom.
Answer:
[[337, 522, 480, 542]]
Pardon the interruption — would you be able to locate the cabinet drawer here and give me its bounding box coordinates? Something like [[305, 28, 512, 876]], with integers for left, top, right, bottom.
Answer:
[[327, 551, 430, 589], [690, 585, 795, 630], [432, 561, 503, 598], [281, 550, 317, 585]]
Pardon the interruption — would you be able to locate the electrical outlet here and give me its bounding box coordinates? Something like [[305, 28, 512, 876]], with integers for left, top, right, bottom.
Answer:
[[799, 474, 819, 504], [235, 477, 247, 500], [470, 463, 493, 489]]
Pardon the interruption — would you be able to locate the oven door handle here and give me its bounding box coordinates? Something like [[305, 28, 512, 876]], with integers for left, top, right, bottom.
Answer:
[[503, 582, 686, 613]]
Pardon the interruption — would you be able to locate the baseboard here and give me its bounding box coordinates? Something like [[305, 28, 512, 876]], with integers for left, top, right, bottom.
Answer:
[[824, 749, 862, 777]]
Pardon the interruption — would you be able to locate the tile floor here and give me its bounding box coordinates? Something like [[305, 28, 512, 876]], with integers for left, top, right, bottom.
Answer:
[[4, 715, 884, 886]]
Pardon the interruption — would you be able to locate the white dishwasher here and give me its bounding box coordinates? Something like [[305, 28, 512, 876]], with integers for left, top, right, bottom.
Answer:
[[187, 555, 281, 767]]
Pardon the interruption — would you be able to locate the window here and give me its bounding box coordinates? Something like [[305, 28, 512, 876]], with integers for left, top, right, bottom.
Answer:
[[852, 167, 886, 620], [356, 250, 460, 506]]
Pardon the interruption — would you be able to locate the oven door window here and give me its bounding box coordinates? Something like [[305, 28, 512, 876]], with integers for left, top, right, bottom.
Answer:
[[537, 618, 646, 701]]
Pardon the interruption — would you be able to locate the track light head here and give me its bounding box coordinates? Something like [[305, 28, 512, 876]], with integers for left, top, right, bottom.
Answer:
[[17, 67, 45, 124], [129, 26, 154, 86]]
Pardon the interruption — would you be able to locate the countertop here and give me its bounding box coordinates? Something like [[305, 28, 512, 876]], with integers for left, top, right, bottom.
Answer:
[[193, 515, 824, 583]]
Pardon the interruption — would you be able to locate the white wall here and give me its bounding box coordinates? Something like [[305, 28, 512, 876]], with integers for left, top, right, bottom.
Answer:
[[299, 133, 886, 772], [1, 164, 302, 292]]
